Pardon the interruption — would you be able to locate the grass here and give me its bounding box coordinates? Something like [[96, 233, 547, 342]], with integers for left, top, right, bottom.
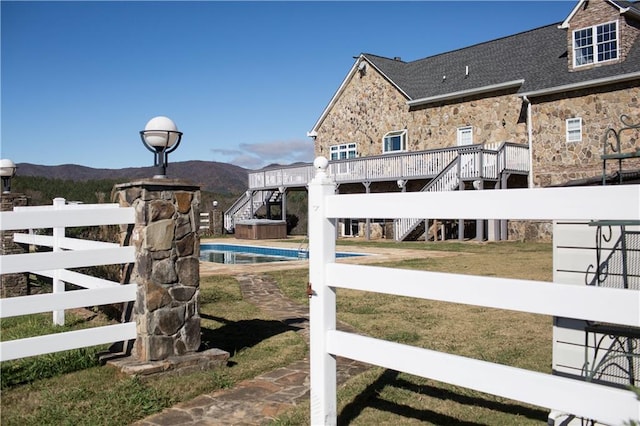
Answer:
[[269, 240, 554, 425], [0, 275, 307, 425], [2, 240, 553, 425]]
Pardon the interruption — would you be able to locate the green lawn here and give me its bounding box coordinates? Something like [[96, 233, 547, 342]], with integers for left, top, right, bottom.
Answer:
[[2, 241, 554, 425]]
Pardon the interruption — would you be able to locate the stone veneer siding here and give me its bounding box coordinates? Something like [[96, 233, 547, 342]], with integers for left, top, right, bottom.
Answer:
[[530, 80, 640, 187], [113, 180, 201, 362], [315, 64, 410, 158], [407, 90, 528, 151], [0, 193, 29, 297], [315, 65, 528, 158]]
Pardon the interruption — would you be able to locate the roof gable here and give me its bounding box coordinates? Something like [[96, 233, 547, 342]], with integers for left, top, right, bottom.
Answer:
[[308, 54, 410, 136], [560, 0, 640, 28]]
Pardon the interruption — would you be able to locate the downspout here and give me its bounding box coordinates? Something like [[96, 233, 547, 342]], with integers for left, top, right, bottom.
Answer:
[[522, 95, 534, 188]]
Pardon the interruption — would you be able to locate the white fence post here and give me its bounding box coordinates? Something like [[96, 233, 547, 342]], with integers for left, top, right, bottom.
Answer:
[[52, 197, 65, 325], [308, 157, 338, 426]]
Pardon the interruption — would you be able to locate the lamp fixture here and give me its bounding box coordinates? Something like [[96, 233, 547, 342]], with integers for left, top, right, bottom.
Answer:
[[140, 116, 183, 178], [358, 61, 367, 76], [0, 158, 17, 194]]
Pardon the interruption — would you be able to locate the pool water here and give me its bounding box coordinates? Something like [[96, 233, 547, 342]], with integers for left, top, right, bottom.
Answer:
[[199, 243, 364, 264]]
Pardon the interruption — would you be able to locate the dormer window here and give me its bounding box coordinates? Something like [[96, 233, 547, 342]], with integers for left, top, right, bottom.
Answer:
[[573, 21, 618, 67]]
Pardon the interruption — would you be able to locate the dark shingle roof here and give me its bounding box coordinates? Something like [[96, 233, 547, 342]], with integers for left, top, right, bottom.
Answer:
[[363, 16, 640, 101], [612, 0, 640, 13]]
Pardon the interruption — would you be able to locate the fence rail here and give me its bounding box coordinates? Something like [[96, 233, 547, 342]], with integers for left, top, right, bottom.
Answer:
[[0, 198, 137, 362], [307, 162, 640, 425]]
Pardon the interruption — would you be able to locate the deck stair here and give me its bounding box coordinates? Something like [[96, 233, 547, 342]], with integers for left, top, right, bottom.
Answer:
[[394, 156, 461, 241], [224, 190, 278, 233]]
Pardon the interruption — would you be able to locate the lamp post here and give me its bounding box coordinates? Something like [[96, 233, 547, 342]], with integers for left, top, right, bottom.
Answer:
[[0, 159, 17, 194], [140, 116, 183, 178]]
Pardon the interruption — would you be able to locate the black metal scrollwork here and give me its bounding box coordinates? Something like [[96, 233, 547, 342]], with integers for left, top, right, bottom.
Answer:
[[601, 114, 640, 185]]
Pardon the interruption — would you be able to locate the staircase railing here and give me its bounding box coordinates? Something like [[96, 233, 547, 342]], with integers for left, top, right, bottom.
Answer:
[[394, 157, 461, 241], [224, 190, 276, 233], [393, 143, 528, 241]]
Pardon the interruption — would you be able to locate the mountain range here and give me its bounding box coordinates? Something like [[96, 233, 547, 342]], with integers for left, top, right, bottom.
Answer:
[[16, 160, 250, 194]]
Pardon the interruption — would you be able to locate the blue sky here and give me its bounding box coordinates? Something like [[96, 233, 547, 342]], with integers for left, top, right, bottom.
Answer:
[[2, 1, 576, 171]]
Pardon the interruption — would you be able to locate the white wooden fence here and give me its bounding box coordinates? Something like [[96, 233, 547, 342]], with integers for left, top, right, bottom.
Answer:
[[0, 198, 137, 362], [307, 159, 640, 425], [199, 212, 210, 232]]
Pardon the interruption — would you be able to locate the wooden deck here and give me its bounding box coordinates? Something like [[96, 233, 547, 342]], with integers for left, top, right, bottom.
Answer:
[[226, 142, 530, 239], [248, 142, 529, 191]]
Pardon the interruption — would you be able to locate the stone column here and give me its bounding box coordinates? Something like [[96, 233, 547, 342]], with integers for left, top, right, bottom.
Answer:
[[113, 179, 201, 362], [211, 204, 223, 237], [1, 193, 29, 297]]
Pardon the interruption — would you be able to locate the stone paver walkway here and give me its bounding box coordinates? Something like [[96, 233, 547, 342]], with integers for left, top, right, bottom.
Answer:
[[133, 274, 369, 426]]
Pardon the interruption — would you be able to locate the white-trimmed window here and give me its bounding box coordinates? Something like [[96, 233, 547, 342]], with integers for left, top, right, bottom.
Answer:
[[566, 117, 582, 143], [383, 130, 407, 153], [457, 126, 473, 146], [573, 21, 618, 67], [330, 143, 357, 160]]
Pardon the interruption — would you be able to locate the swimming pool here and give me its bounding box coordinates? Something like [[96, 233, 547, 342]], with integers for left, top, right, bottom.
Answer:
[[199, 243, 365, 264]]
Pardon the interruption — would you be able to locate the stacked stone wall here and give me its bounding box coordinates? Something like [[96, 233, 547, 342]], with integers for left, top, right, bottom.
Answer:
[[315, 65, 528, 157], [408, 90, 528, 151], [113, 180, 201, 362], [315, 65, 410, 157], [531, 81, 640, 187], [0, 193, 29, 297]]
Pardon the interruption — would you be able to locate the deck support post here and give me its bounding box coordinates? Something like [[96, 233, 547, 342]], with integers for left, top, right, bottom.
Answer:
[[279, 186, 287, 223], [363, 181, 371, 240], [458, 180, 465, 241], [474, 180, 484, 242], [500, 173, 510, 240]]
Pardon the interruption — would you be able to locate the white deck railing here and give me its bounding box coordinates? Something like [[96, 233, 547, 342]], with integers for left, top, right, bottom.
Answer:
[[0, 198, 137, 362], [307, 159, 640, 425], [248, 143, 528, 190]]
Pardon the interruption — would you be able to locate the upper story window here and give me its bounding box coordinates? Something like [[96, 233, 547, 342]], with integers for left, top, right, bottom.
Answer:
[[573, 21, 618, 67], [457, 126, 473, 146], [383, 130, 407, 153], [566, 117, 582, 143], [330, 143, 357, 160]]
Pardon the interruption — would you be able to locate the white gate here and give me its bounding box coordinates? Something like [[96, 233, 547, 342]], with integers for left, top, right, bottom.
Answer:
[[0, 198, 137, 362], [307, 159, 640, 425]]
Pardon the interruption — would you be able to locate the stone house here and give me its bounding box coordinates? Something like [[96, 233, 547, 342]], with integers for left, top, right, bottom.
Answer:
[[310, 0, 639, 187], [232, 0, 640, 240]]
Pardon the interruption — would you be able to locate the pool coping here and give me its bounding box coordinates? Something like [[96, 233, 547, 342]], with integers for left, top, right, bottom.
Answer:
[[199, 237, 459, 276]]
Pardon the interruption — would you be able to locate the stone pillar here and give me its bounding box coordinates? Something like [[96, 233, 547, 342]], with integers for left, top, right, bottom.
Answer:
[[113, 180, 201, 362], [210, 204, 223, 237], [1, 193, 29, 297]]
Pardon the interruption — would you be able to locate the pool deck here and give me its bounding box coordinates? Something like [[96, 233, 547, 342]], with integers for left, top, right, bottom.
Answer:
[[199, 237, 458, 276]]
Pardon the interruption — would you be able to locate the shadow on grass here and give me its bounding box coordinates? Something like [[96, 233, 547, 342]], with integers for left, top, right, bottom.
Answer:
[[338, 369, 548, 425], [200, 314, 305, 358]]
